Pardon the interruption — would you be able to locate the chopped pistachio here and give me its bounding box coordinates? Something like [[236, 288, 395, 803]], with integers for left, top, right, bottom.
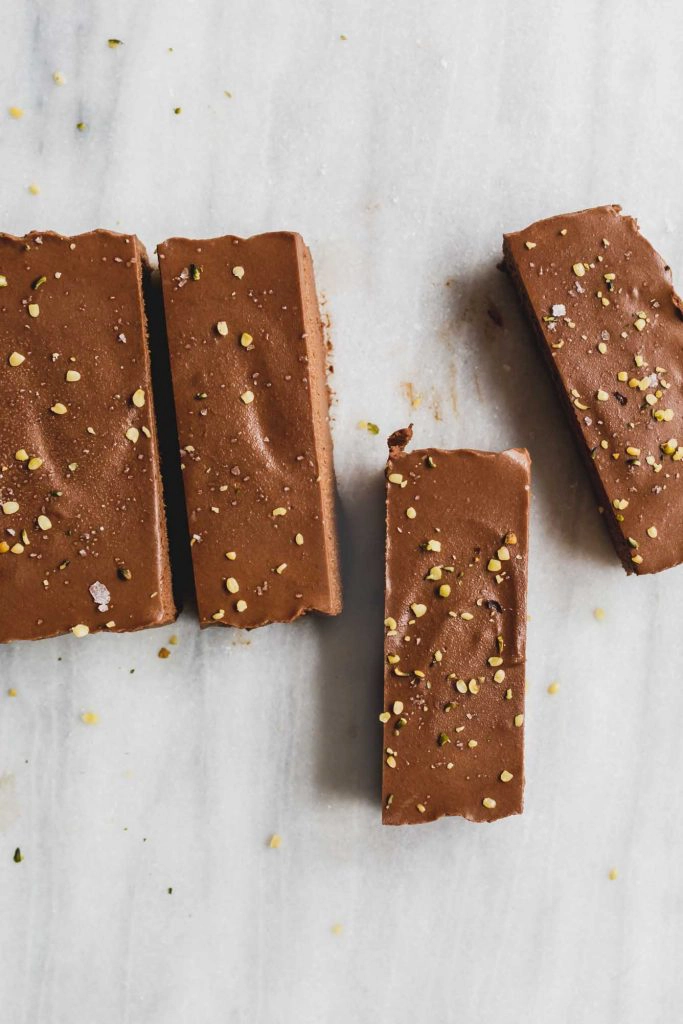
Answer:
[[493, 669, 505, 683], [467, 739, 478, 749], [646, 526, 658, 538], [425, 539, 441, 552], [437, 732, 450, 747], [379, 711, 391, 723], [437, 583, 451, 598], [547, 681, 560, 695], [27, 457, 43, 471], [386, 755, 397, 769], [633, 317, 646, 332], [2, 501, 19, 515], [240, 390, 255, 404], [487, 558, 502, 572], [295, 533, 304, 546], [488, 656, 503, 667], [235, 599, 248, 613], [15, 449, 28, 461], [107, 38, 123, 47], [225, 577, 239, 594], [125, 426, 140, 443], [572, 262, 586, 277], [596, 389, 609, 402], [9, 351, 25, 367], [51, 402, 67, 415], [514, 713, 524, 727], [392, 700, 404, 715], [269, 834, 282, 849], [500, 770, 514, 783], [37, 515, 52, 531], [240, 332, 253, 348], [211, 609, 225, 620], [71, 624, 89, 638], [384, 616, 397, 630], [460, 611, 474, 621], [497, 545, 510, 561], [216, 321, 229, 336], [524, 241, 536, 250], [405, 506, 416, 519], [272, 506, 287, 517], [410, 602, 427, 618], [275, 563, 287, 574], [232, 266, 245, 279], [387, 472, 403, 484], [482, 797, 497, 809], [225, 551, 237, 560], [27, 303, 39, 318], [132, 388, 145, 408]]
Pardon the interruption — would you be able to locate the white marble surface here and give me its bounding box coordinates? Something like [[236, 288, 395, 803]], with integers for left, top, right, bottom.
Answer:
[[2, 2, 683, 1021]]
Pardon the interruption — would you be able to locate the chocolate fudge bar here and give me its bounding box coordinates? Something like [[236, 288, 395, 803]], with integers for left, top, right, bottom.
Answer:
[[504, 205, 683, 574], [382, 428, 530, 825], [0, 230, 175, 642], [158, 232, 341, 628]]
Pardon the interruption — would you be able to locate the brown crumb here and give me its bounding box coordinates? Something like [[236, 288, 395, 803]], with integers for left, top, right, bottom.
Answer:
[[158, 647, 171, 659], [487, 303, 504, 328]]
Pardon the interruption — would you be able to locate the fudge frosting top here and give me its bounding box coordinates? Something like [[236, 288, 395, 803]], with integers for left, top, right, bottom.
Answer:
[[383, 427, 529, 824], [158, 232, 341, 627], [504, 205, 683, 574], [0, 230, 175, 642]]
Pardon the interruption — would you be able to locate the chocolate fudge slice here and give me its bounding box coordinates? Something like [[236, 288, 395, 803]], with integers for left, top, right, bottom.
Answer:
[[504, 205, 683, 574], [158, 232, 341, 627], [382, 428, 530, 825], [0, 230, 175, 641]]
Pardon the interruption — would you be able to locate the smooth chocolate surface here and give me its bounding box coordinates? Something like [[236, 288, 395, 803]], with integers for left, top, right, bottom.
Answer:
[[382, 428, 529, 825], [0, 230, 175, 642], [504, 205, 683, 574], [158, 232, 341, 628]]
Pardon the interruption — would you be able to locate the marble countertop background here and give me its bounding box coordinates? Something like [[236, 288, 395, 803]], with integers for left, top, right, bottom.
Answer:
[[2, 2, 682, 1022]]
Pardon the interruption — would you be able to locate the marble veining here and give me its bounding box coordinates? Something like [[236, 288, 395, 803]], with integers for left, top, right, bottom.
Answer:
[[1, 2, 682, 1022]]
